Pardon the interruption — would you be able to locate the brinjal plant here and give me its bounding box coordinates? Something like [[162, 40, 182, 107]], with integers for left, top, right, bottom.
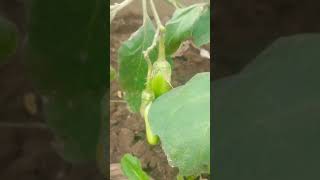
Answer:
[[111, 0, 210, 179]]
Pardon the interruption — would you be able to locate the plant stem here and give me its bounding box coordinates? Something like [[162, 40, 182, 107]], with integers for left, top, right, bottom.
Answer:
[[142, 0, 148, 25], [143, 0, 168, 86], [110, 0, 134, 23], [143, 28, 159, 88], [141, 0, 153, 88], [158, 32, 166, 61], [148, 0, 167, 61], [149, 0, 164, 30]]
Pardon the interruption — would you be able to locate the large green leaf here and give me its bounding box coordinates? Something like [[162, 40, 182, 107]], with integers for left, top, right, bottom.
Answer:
[[118, 17, 157, 112], [149, 72, 210, 176], [192, 8, 210, 47], [121, 154, 150, 180], [164, 4, 207, 55], [0, 16, 17, 63], [26, 0, 107, 162], [213, 34, 320, 180]]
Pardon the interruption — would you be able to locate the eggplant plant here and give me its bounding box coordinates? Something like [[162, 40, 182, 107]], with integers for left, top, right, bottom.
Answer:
[[111, 0, 210, 179]]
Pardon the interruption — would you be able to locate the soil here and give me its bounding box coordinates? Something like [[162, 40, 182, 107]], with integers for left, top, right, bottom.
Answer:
[[110, 14, 210, 179]]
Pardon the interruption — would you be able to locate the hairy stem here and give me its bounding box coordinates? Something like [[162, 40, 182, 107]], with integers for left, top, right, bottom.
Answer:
[[143, 0, 167, 64], [142, 0, 148, 25], [149, 0, 164, 29], [142, 0, 153, 88]]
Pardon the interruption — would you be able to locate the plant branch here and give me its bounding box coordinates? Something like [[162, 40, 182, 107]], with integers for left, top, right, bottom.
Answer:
[[141, 0, 154, 87], [143, 0, 167, 60], [142, 0, 148, 25], [149, 0, 164, 30], [143, 27, 159, 85], [110, 0, 134, 23]]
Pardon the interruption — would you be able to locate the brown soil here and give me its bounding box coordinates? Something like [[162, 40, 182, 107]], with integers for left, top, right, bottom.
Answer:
[[110, 14, 210, 180]]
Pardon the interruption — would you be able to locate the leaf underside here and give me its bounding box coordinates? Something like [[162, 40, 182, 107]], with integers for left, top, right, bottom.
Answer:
[[149, 72, 210, 176]]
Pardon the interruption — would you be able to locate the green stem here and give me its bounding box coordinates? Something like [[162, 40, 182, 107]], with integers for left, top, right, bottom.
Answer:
[[158, 31, 166, 61], [149, 0, 164, 29], [148, 0, 166, 61], [142, 0, 153, 88], [142, 0, 148, 25]]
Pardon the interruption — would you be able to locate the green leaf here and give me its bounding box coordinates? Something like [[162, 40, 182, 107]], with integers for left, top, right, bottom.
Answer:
[[26, 0, 107, 162], [118, 17, 157, 112], [213, 34, 320, 180], [164, 4, 206, 55], [192, 7, 210, 47], [121, 154, 150, 180], [149, 72, 210, 176], [0, 16, 18, 63]]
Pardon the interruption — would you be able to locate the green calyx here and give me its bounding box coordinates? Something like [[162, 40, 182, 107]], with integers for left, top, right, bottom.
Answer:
[[151, 71, 172, 98]]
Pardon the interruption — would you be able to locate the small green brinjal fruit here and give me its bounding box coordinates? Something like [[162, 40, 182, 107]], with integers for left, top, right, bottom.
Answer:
[[151, 60, 172, 98], [144, 102, 159, 145], [140, 89, 155, 117]]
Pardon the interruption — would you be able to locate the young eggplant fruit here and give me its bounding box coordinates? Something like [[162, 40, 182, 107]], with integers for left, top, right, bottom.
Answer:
[[140, 89, 159, 145], [144, 102, 159, 145], [140, 89, 155, 117]]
